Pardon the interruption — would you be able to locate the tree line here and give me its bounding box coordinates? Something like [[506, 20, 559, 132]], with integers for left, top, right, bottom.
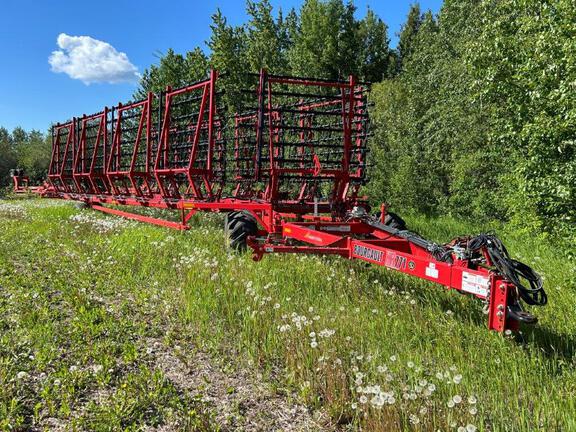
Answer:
[[2, 0, 573, 248], [0, 127, 51, 188], [368, 0, 574, 248]]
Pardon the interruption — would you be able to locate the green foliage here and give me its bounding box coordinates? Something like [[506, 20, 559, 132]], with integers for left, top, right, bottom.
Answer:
[[0, 127, 50, 187], [369, 0, 575, 246], [0, 128, 17, 188], [358, 9, 393, 82], [469, 0, 576, 244], [395, 3, 422, 73], [207, 9, 250, 111], [245, 0, 287, 73], [135, 48, 209, 98], [134, 0, 394, 111], [288, 0, 364, 79]]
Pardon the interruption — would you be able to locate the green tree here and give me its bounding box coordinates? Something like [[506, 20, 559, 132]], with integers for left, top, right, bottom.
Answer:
[[136, 48, 209, 98], [358, 8, 392, 82], [245, 0, 285, 73], [0, 127, 17, 188], [17, 130, 51, 183], [396, 3, 422, 73], [288, 0, 360, 79], [208, 9, 249, 111], [469, 0, 576, 244], [278, 8, 299, 60]]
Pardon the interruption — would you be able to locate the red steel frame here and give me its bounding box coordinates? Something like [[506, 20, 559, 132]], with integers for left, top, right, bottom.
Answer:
[[48, 120, 76, 193], [107, 93, 154, 197], [248, 220, 519, 333], [34, 69, 540, 333], [74, 109, 109, 195], [155, 69, 221, 201], [11, 171, 40, 194]]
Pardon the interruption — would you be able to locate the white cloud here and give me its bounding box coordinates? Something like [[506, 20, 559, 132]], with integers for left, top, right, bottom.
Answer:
[[49, 33, 140, 84]]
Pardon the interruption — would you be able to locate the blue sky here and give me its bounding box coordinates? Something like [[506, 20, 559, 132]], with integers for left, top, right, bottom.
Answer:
[[0, 0, 442, 132]]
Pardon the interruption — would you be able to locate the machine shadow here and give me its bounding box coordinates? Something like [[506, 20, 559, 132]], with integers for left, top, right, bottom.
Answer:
[[517, 324, 576, 362]]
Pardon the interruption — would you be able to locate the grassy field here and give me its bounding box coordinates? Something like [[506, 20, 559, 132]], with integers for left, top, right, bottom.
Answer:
[[0, 198, 574, 431]]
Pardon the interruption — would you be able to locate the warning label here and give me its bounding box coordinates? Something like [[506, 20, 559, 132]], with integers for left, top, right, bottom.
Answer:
[[461, 271, 489, 297], [425, 262, 439, 279]]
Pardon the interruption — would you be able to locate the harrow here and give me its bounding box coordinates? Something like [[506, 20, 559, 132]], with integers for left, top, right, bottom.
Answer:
[[10, 168, 41, 194], [21, 69, 546, 333]]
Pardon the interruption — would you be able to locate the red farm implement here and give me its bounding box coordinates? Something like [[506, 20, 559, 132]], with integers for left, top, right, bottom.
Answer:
[[10, 168, 45, 194], [26, 69, 546, 334]]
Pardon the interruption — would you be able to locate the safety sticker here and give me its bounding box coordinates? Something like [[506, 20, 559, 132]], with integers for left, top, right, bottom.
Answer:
[[319, 225, 352, 232], [425, 262, 439, 279], [461, 271, 489, 297]]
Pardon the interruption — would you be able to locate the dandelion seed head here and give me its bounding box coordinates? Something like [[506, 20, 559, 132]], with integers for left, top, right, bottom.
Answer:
[[371, 394, 385, 408]]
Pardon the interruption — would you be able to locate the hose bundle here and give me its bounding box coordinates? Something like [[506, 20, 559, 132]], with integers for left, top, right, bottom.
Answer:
[[455, 233, 547, 306]]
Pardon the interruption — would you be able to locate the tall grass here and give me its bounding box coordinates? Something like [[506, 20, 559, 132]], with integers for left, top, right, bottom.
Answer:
[[1, 198, 574, 431]]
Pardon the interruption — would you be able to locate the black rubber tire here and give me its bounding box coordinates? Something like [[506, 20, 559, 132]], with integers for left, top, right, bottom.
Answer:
[[374, 211, 407, 230], [225, 211, 258, 251]]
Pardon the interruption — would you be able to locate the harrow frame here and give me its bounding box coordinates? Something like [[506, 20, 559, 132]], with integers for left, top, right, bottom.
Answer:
[[24, 69, 544, 333]]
